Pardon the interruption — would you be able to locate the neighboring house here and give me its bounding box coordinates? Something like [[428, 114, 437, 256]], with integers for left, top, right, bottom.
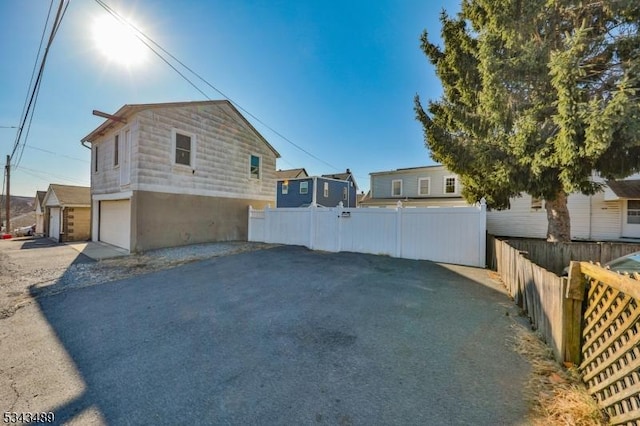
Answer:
[[34, 190, 46, 235], [487, 173, 640, 241], [81, 100, 280, 252], [276, 170, 357, 208], [359, 165, 470, 207], [42, 184, 91, 242], [276, 168, 308, 180]]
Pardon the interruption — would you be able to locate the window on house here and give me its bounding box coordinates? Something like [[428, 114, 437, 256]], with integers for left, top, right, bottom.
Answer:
[[323, 182, 329, 197], [343, 187, 348, 200], [114, 134, 119, 167], [531, 196, 543, 210], [282, 182, 289, 194], [175, 132, 192, 166], [392, 179, 402, 197], [250, 155, 261, 179], [94, 145, 99, 173], [300, 181, 309, 194], [444, 176, 457, 194], [418, 178, 430, 196], [627, 200, 640, 224]]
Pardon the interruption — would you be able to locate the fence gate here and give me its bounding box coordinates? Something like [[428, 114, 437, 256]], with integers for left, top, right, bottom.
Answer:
[[248, 201, 487, 267]]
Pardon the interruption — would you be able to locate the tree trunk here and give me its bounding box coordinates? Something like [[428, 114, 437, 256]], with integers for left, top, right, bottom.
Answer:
[[545, 191, 571, 242]]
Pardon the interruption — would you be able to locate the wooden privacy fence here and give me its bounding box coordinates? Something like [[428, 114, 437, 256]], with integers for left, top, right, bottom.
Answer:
[[570, 262, 640, 425], [488, 235, 573, 361], [489, 236, 640, 424], [505, 238, 640, 275], [248, 201, 487, 267]]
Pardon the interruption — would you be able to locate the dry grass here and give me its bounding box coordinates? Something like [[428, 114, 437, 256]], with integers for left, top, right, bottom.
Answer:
[[510, 323, 608, 426]]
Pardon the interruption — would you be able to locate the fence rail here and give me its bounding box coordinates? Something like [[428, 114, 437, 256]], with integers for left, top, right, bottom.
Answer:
[[505, 238, 640, 275], [249, 202, 487, 267]]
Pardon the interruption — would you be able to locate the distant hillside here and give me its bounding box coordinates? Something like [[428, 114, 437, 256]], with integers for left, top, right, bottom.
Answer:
[[1, 195, 37, 229]]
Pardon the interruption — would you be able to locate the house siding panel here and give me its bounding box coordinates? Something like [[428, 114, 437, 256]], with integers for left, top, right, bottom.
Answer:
[[276, 178, 313, 207], [91, 121, 139, 195], [135, 105, 276, 201], [487, 191, 624, 240], [371, 166, 461, 198]]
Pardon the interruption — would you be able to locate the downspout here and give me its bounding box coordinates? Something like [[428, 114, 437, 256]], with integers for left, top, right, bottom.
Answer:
[[589, 195, 593, 241], [81, 140, 91, 150]]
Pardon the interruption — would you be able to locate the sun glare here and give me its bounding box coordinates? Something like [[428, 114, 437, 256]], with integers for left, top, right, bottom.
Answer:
[[91, 15, 148, 67]]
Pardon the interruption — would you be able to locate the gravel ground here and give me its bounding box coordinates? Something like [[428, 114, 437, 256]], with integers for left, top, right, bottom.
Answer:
[[0, 238, 276, 319]]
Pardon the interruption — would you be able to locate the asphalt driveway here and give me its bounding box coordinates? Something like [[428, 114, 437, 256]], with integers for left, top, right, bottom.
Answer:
[[5, 245, 531, 425]]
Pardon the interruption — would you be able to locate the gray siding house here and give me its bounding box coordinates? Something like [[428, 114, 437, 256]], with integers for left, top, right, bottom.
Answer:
[[360, 165, 469, 207], [81, 100, 280, 252]]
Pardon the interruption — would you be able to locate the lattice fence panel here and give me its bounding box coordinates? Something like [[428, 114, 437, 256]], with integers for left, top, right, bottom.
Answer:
[[580, 279, 640, 425]]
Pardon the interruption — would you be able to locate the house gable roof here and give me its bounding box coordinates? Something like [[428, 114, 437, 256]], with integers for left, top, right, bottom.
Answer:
[[81, 100, 280, 158], [43, 184, 90, 207], [321, 169, 358, 191], [276, 168, 308, 179], [607, 179, 640, 199], [35, 191, 46, 208]]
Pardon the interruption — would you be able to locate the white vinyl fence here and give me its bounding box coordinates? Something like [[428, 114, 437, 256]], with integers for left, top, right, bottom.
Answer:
[[248, 200, 487, 267]]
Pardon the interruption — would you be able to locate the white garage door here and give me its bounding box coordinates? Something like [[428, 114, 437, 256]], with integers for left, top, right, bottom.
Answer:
[[49, 207, 60, 241], [100, 200, 131, 250]]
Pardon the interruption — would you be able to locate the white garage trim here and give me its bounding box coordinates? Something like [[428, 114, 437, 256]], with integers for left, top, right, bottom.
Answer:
[[49, 207, 61, 241], [99, 200, 131, 251]]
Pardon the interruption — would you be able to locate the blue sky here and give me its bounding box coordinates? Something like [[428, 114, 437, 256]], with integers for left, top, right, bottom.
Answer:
[[0, 0, 460, 196]]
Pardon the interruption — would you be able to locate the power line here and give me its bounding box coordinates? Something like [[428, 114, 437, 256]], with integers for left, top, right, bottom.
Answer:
[[14, 165, 89, 186], [25, 144, 90, 163], [11, 0, 69, 167], [93, 0, 341, 172]]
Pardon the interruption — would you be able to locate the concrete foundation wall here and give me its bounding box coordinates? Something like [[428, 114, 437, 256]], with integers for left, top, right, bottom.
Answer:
[[131, 190, 270, 252]]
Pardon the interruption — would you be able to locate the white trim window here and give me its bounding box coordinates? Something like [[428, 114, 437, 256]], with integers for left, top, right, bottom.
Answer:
[[418, 177, 430, 196], [627, 200, 640, 224], [392, 179, 402, 197], [114, 134, 119, 167], [300, 181, 309, 194], [444, 176, 457, 194], [342, 187, 348, 201], [250, 154, 261, 179], [281, 181, 289, 194], [172, 129, 195, 167], [531, 196, 543, 210], [323, 182, 329, 197]]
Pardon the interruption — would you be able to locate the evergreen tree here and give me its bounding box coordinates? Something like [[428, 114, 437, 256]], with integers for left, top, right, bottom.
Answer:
[[415, 0, 640, 241]]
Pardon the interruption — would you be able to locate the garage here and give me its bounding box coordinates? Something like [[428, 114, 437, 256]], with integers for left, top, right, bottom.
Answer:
[[100, 200, 131, 251], [49, 207, 61, 241]]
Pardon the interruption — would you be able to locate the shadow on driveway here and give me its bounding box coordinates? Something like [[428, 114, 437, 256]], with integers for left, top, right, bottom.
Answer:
[[29, 245, 531, 425]]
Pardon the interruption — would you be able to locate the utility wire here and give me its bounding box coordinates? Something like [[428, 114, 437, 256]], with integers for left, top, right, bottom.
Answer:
[[25, 144, 90, 163], [15, 165, 89, 186], [11, 0, 69, 167], [93, 0, 341, 172]]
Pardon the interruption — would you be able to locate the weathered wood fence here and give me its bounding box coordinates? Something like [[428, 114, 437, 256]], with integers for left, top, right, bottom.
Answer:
[[487, 235, 572, 360], [488, 235, 640, 424], [505, 238, 640, 275]]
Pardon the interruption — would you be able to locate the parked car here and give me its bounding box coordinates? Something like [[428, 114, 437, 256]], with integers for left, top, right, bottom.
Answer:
[[14, 224, 36, 237], [604, 251, 640, 274], [562, 251, 640, 276]]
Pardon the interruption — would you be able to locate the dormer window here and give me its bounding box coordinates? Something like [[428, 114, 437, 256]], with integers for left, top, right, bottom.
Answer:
[[444, 176, 457, 194]]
